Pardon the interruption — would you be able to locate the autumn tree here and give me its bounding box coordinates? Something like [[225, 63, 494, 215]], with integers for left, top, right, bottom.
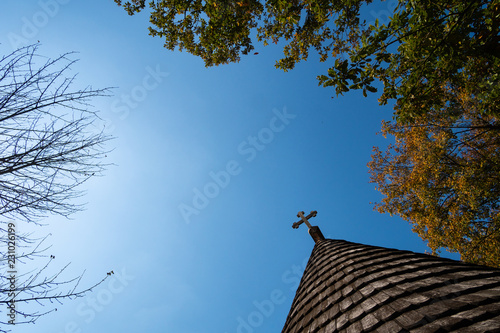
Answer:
[[369, 76, 500, 267], [365, 0, 500, 267], [0, 45, 112, 330]]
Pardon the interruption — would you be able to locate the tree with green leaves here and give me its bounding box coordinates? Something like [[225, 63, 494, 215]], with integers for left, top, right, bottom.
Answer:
[[115, 0, 499, 119], [116, 0, 500, 266]]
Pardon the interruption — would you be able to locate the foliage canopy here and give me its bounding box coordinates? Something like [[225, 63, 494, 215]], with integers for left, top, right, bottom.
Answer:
[[115, 0, 499, 120], [368, 73, 500, 267]]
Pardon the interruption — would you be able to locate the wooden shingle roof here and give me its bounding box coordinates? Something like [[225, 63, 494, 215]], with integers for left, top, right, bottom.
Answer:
[[281, 239, 500, 332]]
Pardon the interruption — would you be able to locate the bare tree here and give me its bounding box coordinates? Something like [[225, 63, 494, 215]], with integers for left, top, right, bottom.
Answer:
[[0, 227, 112, 330], [0, 45, 113, 331], [0, 45, 111, 223]]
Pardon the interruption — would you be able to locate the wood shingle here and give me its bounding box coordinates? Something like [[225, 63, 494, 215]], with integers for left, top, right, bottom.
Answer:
[[281, 239, 500, 332]]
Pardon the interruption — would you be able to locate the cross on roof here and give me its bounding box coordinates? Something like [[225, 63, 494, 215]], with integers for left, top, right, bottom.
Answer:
[[292, 211, 317, 229]]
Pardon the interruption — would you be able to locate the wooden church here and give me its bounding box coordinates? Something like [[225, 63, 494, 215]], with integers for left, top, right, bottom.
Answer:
[[282, 211, 500, 332]]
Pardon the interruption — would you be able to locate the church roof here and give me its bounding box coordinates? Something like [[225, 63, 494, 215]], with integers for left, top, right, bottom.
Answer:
[[282, 239, 500, 332]]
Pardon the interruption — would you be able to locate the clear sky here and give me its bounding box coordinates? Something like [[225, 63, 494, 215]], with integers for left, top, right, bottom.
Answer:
[[1, 1, 459, 333]]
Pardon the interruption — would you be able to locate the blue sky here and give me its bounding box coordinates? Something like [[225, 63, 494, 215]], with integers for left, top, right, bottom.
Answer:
[[1, 1, 458, 333]]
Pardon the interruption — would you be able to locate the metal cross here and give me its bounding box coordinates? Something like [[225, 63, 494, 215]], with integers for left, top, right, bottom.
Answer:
[[292, 211, 317, 229]]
